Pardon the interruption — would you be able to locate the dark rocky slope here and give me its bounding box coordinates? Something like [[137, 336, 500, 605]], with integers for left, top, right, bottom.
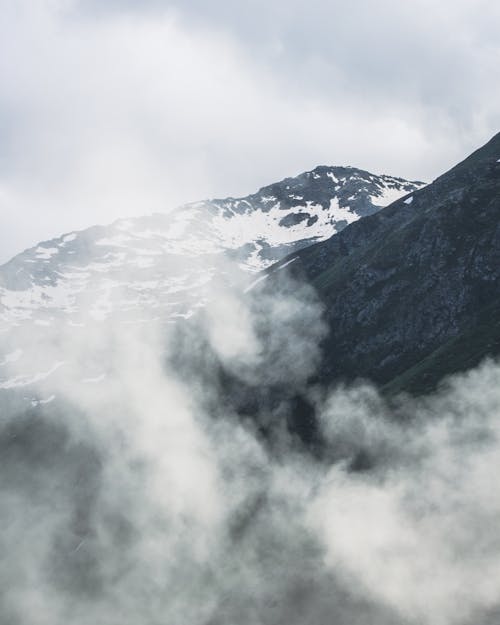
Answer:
[[285, 132, 500, 394]]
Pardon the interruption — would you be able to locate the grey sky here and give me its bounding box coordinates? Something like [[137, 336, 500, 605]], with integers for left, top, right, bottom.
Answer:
[[0, 0, 499, 262]]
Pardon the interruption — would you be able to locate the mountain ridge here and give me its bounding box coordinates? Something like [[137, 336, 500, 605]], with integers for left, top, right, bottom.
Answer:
[[273, 131, 500, 394], [0, 165, 423, 325]]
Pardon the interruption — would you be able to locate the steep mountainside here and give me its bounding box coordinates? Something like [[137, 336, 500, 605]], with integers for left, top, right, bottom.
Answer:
[[279, 132, 500, 394], [0, 165, 421, 408]]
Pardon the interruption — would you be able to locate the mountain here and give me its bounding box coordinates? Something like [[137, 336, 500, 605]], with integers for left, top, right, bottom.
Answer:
[[0, 165, 421, 412], [271, 132, 500, 395], [2, 129, 499, 429], [1, 137, 499, 624], [0, 166, 421, 327]]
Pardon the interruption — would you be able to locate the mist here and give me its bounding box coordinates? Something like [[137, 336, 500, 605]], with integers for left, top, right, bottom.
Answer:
[[1, 266, 499, 625]]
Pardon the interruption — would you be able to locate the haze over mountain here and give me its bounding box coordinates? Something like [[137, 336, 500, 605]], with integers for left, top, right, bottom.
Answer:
[[2, 1, 500, 623], [0, 163, 423, 419], [0, 167, 418, 326], [183, 132, 500, 447], [1, 134, 500, 625]]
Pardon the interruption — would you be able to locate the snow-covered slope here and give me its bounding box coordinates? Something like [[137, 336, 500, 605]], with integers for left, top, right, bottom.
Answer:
[[0, 165, 423, 407], [0, 166, 423, 328]]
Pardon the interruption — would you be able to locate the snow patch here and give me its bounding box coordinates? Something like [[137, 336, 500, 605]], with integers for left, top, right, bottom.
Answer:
[[31, 394, 56, 407], [328, 198, 358, 225], [371, 185, 411, 207], [244, 274, 269, 294], [0, 361, 65, 389], [277, 257, 299, 271], [35, 247, 59, 260]]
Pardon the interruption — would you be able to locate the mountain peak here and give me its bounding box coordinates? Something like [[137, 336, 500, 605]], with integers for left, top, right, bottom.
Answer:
[[211, 164, 425, 222], [0, 165, 422, 333]]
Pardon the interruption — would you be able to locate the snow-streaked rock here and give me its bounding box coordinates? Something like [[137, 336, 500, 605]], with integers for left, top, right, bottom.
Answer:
[[0, 165, 423, 401], [0, 165, 424, 327]]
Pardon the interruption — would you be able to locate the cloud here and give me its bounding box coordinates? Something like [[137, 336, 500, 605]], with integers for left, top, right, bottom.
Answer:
[[1, 0, 499, 262], [1, 264, 500, 624], [79, 0, 500, 140], [311, 364, 500, 624]]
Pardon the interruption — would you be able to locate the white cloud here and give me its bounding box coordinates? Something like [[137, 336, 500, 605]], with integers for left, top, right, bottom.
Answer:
[[1, 265, 500, 624]]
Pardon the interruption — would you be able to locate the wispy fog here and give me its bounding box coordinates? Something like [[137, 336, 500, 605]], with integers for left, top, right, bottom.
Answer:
[[1, 268, 499, 625]]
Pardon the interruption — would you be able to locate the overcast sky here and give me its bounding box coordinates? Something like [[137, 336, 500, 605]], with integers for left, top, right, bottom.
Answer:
[[0, 0, 499, 262]]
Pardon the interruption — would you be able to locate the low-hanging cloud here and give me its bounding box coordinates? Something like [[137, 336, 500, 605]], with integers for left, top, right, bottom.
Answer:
[[1, 264, 500, 625]]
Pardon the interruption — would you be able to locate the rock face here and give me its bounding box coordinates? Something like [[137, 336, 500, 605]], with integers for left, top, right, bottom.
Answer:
[[283, 132, 500, 393]]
